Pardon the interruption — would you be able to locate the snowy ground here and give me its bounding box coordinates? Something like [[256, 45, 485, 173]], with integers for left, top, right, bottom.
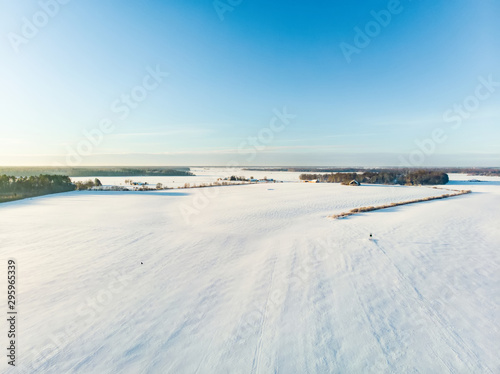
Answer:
[[1, 174, 499, 373], [69, 167, 305, 188]]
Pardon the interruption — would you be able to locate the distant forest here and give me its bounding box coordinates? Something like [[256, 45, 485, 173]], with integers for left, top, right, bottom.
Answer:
[[299, 170, 450, 185], [0, 174, 75, 203], [0, 167, 193, 177], [246, 167, 500, 176]]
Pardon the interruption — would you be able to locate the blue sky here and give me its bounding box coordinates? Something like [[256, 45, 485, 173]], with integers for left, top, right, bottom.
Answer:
[[0, 0, 499, 166]]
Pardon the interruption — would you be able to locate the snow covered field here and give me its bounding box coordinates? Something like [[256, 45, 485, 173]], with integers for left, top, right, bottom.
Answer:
[[1, 174, 499, 373], [69, 167, 305, 188]]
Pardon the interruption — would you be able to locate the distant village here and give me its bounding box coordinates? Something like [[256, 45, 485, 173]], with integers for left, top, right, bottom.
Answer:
[[302, 179, 360, 186], [84, 176, 282, 192]]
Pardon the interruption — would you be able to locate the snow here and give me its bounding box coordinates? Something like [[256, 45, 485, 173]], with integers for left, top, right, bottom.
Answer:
[[0, 173, 499, 373], [69, 167, 305, 188]]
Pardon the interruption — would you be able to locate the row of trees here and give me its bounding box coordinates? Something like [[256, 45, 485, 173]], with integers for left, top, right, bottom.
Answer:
[[74, 178, 102, 190], [229, 176, 249, 181], [299, 170, 449, 185], [0, 167, 194, 177], [247, 167, 500, 176], [0, 174, 75, 194]]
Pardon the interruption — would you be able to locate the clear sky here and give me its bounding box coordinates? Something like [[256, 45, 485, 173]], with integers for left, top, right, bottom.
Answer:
[[1, 0, 499, 167]]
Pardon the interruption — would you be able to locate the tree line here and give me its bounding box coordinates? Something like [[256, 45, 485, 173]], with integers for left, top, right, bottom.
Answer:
[[74, 178, 102, 190], [0, 174, 75, 195], [299, 170, 449, 185], [247, 166, 500, 177], [0, 167, 194, 177]]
